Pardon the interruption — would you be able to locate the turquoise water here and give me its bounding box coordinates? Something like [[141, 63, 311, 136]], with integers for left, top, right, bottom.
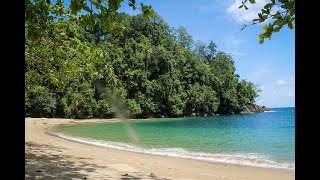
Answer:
[[55, 107, 295, 169]]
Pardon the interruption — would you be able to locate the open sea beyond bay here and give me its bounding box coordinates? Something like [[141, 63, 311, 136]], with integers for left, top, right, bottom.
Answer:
[[54, 107, 295, 169]]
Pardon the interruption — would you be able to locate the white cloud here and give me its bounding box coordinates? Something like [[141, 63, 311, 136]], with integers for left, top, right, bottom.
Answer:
[[275, 77, 295, 86], [256, 82, 295, 107], [229, 50, 246, 57], [275, 78, 295, 97], [276, 80, 286, 85], [254, 75, 295, 107], [256, 68, 270, 74], [227, 0, 279, 24]]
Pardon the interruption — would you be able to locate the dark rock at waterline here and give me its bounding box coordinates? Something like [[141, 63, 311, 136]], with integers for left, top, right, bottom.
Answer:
[[239, 103, 270, 114]]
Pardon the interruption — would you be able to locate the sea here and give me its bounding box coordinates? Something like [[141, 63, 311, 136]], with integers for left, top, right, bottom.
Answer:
[[54, 107, 295, 170]]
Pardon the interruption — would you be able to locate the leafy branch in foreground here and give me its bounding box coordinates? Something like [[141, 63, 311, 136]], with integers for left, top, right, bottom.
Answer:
[[26, 0, 155, 40], [239, 0, 295, 44]]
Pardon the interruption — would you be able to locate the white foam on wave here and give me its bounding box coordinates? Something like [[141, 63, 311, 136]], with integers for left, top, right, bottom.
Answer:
[[54, 133, 295, 170], [264, 111, 277, 113]]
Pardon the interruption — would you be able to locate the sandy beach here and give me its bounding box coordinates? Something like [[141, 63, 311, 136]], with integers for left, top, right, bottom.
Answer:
[[25, 118, 294, 180]]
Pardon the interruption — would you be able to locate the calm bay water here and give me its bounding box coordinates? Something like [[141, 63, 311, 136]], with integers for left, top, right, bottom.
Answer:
[[55, 107, 295, 169]]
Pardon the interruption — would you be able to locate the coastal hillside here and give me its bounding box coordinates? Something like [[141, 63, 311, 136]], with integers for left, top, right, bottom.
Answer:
[[26, 10, 265, 119]]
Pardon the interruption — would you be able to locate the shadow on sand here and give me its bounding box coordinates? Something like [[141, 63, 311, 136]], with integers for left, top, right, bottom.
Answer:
[[25, 142, 170, 180]]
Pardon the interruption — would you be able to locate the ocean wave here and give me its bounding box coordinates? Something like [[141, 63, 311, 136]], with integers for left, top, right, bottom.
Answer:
[[54, 133, 294, 170], [264, 111, 277, 113]]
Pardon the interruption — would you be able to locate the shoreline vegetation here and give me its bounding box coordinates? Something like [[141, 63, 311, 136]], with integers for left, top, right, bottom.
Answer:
[[25, 118, 294, 180], [25, 103, 270, 120], [26, 1, 267, 120]]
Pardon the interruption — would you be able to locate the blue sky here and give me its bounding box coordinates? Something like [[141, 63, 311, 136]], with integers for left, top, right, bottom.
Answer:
[[119, 0, 295, 108]]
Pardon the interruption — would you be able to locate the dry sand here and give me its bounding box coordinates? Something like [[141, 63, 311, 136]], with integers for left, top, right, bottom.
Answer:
[[25, 118, 295, 180]]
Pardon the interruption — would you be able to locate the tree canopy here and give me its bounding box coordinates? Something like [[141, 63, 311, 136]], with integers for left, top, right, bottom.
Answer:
[[25, 1, 261, 119]]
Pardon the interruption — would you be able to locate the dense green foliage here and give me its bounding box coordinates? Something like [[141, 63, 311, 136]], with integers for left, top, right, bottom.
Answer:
[[239, 0, 295, 44], [26, 0, 154, 40], [25, 1, 260, 118]]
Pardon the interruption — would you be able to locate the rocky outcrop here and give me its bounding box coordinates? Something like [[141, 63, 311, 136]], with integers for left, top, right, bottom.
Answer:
[[239, 103, 270, 114]]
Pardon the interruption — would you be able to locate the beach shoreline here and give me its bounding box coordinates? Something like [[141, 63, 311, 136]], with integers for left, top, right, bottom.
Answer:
[[25, 117, 294, 180]]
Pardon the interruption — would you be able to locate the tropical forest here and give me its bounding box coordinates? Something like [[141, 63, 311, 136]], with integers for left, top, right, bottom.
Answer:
[[25, 0, 262, 119]]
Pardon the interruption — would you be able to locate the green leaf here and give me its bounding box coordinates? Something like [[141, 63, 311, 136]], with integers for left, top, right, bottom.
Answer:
[[264, 3, 273, 9], [273, 26, 281, 32], [83, 5, 92, 13], [264, 31, 271, 38], [275, 11, 282, 18], [129, 0, 136, 5], [281, 3, 290, 9], [249, 0, 256, 3], [263, 25, 269, 30], [244, 5, 248, 10], [91, 0, 98, 5], [266, 8, 270, 14], [288, 22, 294, 29], [290, 9, 295, 16], [259, 34, 264, 39], [141, 4, 155, 18], [239, 5, 243, 8], [259, 38, 264, 44]]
